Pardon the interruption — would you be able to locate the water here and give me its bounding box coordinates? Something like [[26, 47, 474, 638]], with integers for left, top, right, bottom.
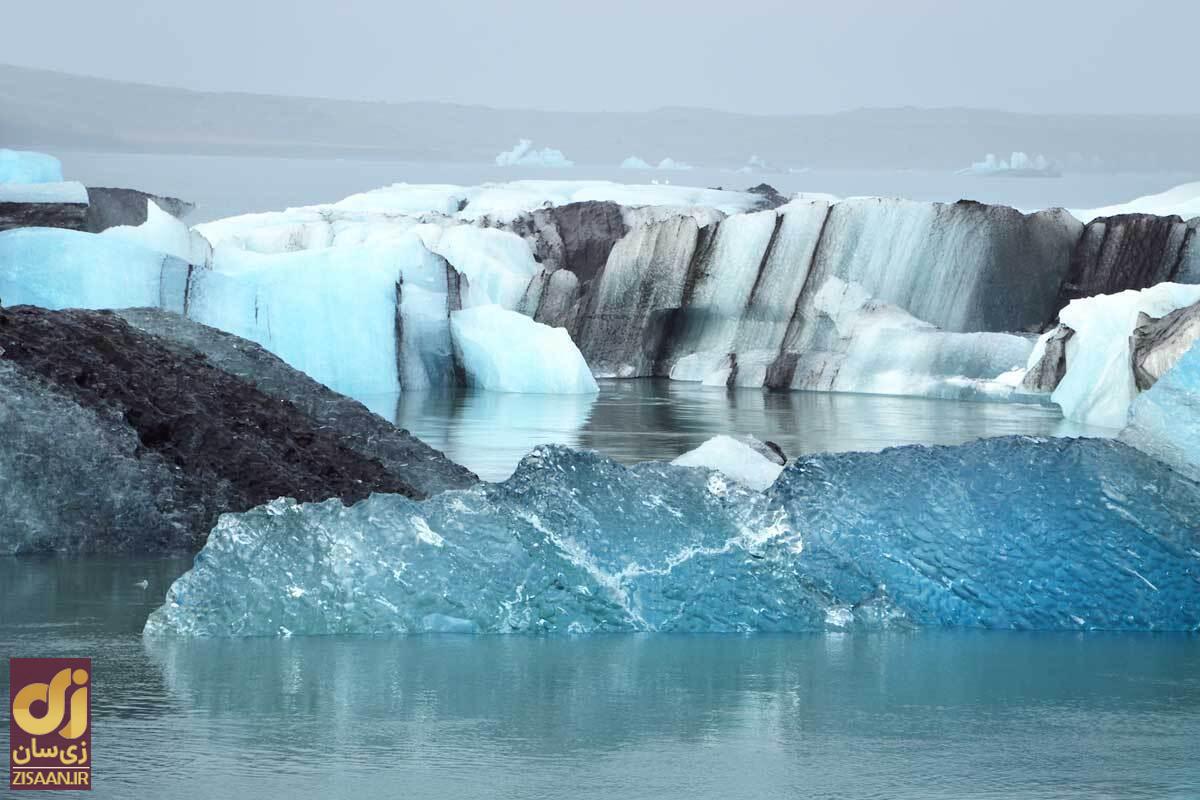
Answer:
[[1, 557, 1197, 799], [385, 379, 1108, 480], [55, 149, 1197, 223]]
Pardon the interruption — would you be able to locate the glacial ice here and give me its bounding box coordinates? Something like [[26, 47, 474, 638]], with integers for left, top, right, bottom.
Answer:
[[1043, 283, 1200, 427], [450, 305, 598, 394], [144, 436, 1200, 637], [1121, 340, 1200, 482], [101, 199, 212, 267], [0, 181, 88, 205], [495, 139, 574, 168], [672, 435, 784, 490], [960, 152, 1056, 176], [0, 227, 190, 313], [0, 149, 63, 184], [620, 156, 652, 169]]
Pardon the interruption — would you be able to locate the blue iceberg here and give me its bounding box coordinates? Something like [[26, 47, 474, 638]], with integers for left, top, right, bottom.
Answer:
[[145, 435, 1200, 637]]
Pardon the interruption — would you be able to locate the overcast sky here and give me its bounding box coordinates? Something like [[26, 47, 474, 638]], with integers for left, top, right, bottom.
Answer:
[[4, 0, 1196, 114]]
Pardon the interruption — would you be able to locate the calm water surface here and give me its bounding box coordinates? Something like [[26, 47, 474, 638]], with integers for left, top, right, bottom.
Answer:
[[1, 558, 1197, 800], [386, 379, 1108, 480]]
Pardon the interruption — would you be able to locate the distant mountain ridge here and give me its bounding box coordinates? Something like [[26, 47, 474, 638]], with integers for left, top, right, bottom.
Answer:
[[3, 62, 1199, 172]]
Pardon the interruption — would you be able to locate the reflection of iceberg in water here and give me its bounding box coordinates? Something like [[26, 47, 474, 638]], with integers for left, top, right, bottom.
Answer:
[[393, 388, 597, 480]]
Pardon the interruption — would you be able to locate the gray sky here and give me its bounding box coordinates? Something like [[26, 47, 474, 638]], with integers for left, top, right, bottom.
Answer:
[[5, 0, 1196, 114]]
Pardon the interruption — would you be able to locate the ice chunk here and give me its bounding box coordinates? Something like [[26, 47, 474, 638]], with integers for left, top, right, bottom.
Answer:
[[0, 149, 63, 184], [415, 224, 540, 309], [101, 199, 212, 266], [672, 435, 784, 490], [1045, 283, 1200, 427], [495, 139, 574, 168], [0, 181, 88, 205], [450, 305, 598, 394], [1121, 340, 1200, 482], [620, 156, 652, 169], [145, 436, 1200, 637], [0, 227, 189, 313]]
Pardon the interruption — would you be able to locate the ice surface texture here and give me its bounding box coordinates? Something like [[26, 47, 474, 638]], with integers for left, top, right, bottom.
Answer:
[[145, 436, 1200, 637]]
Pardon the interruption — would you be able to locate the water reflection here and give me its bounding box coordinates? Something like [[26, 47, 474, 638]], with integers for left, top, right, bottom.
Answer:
[[387, 380, 1110, 480]]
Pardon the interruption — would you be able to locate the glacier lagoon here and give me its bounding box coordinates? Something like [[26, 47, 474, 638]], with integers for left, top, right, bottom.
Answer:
[[1, 555, 1198, 799], [390, 378, 1107, 480]]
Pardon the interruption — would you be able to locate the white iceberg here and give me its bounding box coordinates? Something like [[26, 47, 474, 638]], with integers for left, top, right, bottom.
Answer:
[[656, 157, 694, 171], [495, 139, 574, 168], [672, 435, 783, 491], [1041, 282, 1200, 427], [0, 149, 64, 184], [450, 304, 598, 394], [620, 156, 652, 169], [0, 181, 88, 205], [1072, 181, 1200, 222]]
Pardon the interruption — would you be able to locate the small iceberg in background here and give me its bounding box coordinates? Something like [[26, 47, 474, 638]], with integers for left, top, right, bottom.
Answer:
[[495, 139, 574, 168], [959, 152, 1061, 177], [656, 157, 693, 171], [620, 155, 652, 169]]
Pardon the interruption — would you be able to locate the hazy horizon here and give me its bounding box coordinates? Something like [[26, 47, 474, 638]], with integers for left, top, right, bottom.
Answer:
[[4, 0, 1199, 116]]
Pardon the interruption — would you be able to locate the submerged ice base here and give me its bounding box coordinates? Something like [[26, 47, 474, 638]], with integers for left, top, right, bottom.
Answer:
[[145, 436, 1200, 637]]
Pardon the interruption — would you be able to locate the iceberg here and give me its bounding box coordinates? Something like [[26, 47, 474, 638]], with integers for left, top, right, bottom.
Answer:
[[1072, 181, 1200, 222], [495, 139, 574, 168], [1041, 283, 1200, 427], [145, 436, 1200, 637], [1121, 340, 1200, 482], [0, 149, 63, 184], [672, 435, 784, 491], [450, 305, 598, 394], [620, 156, 652, 169], [656, 157, 694, 171]]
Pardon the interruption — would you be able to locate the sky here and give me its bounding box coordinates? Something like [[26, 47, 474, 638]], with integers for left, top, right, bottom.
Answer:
[[4, 0, 1197, 115]]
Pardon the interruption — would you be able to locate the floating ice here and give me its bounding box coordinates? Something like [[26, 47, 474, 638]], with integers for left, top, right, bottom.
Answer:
[[450, 305, 598, 394], [1044, 283, 1200, 427], [0, 149, 63, 184], [656, 157, 694, 171], [960, 152, 1057, 176], [144, 436, 1200, 637], [1122, 340, 1200, 482], [672, 435, 783, 490], [620, 156, 652, 169], [495, 139, 574, 168]]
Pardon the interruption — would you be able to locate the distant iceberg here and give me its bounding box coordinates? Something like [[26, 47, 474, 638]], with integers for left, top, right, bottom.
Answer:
[[959, 152, 1060, 177], [495, 139, 574, 168], [656, 157, 694, 171], [620, 156, 652, 169]]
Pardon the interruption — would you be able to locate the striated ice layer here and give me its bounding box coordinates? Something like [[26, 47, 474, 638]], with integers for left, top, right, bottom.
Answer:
[[0, 149, 63, 184], [1122, 341, 1200, 482], [0, 227, 190, 313], [145, 436, 1200, 637]]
